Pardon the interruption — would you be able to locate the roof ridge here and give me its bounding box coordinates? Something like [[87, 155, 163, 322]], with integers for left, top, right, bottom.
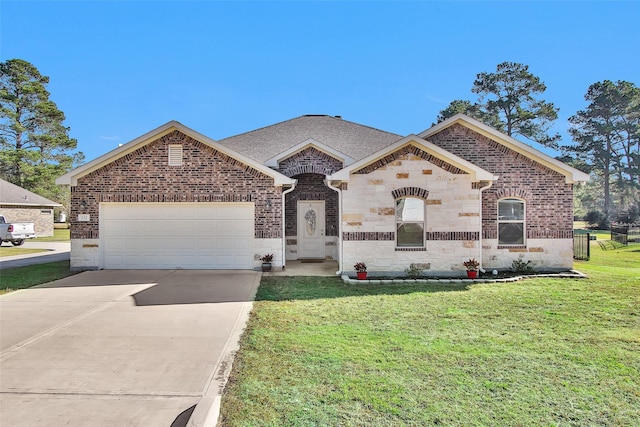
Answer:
[[219, 115, 402, 142]]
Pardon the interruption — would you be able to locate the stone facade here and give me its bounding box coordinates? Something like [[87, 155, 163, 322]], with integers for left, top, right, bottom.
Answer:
[[341, 148, 480, 274], [62, 116, 582, 272], [0, 206, 55, 237]]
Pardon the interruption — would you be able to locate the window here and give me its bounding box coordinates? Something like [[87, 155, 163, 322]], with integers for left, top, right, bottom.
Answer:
[[396, 197, 425, 247], [168, 144, 183, 166], [498, 198, 525, 245]]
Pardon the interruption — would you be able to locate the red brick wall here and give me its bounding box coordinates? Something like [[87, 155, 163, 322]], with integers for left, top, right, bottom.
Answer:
[[428, 124, 574, 239], [278, 148, 342, 238], [283, 173, 339, 237], [71, 130, 281, 239]]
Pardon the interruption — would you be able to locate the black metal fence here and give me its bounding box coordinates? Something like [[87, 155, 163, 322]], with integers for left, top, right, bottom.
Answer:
[[611, 225, 629, 246], [573, 233, 590, 260]]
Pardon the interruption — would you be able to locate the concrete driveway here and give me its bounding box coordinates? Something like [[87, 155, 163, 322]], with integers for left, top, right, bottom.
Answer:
[[0, 269, 261, 426]]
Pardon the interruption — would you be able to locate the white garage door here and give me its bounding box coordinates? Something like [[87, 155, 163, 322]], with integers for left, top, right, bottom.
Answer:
[[101, 203, 254, 269]]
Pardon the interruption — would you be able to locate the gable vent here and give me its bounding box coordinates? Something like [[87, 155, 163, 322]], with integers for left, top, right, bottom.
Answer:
[[168, 144, 183, 166]]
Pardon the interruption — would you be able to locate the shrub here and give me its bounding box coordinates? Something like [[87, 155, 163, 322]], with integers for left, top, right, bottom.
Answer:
[[512, 258, 535, 273]]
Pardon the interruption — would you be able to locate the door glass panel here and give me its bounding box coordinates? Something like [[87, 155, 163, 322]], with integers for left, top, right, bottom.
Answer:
[[304, 208, 317, 236]]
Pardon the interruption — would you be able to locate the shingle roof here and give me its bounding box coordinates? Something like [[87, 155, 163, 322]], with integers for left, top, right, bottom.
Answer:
[[218, 115, 402, 163], [0, 178, 61, 206]]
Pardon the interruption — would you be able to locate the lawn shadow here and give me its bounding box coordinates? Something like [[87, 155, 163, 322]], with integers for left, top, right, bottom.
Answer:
[[255, 276, 472, 302]]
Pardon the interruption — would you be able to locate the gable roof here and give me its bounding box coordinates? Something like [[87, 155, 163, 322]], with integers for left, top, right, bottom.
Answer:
[[419, 114, 590, 184], [264, 138, 356, 168], [218, 115, 402, 164], [0, 178, 61, 207], [56, 121, 295, 187], [330, 135, 498, 182]]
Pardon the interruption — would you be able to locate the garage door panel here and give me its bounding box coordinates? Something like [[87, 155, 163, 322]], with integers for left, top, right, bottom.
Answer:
[[101, 203, 254, 269]]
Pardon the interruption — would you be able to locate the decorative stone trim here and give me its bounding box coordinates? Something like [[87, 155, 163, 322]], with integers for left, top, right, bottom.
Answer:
[[426, 231, 479, 241], [395, 247, 427, 251], [278, 147, 343, 177], [391, 187, 429, 200], [528, 229, 574, 239], [495, 188, 532, 200], [341, 270, 587, 285], [71, 230, 99, 239], [100, 193, 254, 203], [343, 231, 395, 241], [354, 145, 468, 175]]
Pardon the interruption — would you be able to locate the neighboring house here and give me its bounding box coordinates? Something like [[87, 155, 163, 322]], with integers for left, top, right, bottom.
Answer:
[[0, 178, 61, 237], [56, 114, 589, 274]]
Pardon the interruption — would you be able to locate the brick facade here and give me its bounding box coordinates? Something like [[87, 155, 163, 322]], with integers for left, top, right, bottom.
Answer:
[[279, 148, 343, 239], [427, 124, 574, 240], [0, 206, 55, 237], [63, 116, 579, 272], [71, 130, 281, 239]]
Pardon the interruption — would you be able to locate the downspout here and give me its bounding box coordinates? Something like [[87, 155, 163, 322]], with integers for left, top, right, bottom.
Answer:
[[478, 181, 493, 273], [325, 177, 343, 275], [281, 180, 297, 270]]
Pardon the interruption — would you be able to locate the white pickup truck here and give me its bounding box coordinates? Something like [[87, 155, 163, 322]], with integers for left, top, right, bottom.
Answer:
[[0, 215, 36, 246]]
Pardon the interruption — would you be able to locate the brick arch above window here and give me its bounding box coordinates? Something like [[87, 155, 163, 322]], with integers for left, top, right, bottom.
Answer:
[[391, 187, 429, 200], [494, 188, 531, 201]]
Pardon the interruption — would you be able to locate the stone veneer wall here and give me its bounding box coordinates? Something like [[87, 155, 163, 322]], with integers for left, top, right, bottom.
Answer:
[[342, 148, 480, 274], [70, 130, 282, 256], [428, 124, 575, 269], [0, 206, 55, 237]]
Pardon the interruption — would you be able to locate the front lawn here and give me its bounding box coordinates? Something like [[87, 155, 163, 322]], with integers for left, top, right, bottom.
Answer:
[[0, 261, 79, 295], [220, 244, 640, 426], [33, 228, 70, 242]]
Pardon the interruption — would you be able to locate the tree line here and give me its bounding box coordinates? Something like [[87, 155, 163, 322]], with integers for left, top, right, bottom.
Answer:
[[437, 62, 639, 227], [1, 59, 638, 226]]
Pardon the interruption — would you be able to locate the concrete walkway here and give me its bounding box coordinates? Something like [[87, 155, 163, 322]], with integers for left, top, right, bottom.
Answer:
[[0, 269, 260, 426], [0, 241, 70, 269]]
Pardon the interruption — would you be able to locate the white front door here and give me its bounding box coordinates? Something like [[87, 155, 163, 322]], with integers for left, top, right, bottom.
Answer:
[[298, 201, 325, 259]]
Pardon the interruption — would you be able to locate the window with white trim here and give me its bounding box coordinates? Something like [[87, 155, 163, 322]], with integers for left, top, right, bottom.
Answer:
[[396, 197, 425, 247], [498, 198, 525, 245], [168, 144, 183, 166]]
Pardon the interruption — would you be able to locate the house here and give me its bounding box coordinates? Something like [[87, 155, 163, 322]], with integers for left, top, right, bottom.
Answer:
[[0, 178, 61, 237], [56, 114, 589, 274]]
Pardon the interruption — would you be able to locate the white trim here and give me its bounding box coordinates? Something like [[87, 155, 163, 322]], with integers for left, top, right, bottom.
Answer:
[[419, 114, 590, 184], [497, 197, 527, 246], [56, 121, 294, 187], [264, 138, 355, 168]]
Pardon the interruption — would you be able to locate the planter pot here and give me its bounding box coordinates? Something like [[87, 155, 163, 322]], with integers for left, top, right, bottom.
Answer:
[[261, 262, 272, 272], [357, 272, 368, 280], [467, 270, 478, 279]]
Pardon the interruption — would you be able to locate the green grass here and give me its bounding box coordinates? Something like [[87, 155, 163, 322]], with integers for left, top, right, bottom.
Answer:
[[0, 261, 79, 295], [0, 247, 48, 257], [33, 228, 70, 242], [220, 244, 640, 426], [0, 229, 69, 257]]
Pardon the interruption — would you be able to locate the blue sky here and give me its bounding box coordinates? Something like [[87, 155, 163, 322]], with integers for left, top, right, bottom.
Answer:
[[1, 1, 638, 163]]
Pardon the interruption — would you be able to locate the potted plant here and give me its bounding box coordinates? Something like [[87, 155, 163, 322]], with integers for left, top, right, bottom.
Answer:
[[463, 258, 480, 279], [260, 254, 273, 272], [354, 261, 367, 280]]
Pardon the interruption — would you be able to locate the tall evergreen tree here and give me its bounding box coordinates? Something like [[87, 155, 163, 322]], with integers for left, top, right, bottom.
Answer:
[[438, 62, 560, 149], [567, 80, 640, 220], [0, 58, 83, 205]]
